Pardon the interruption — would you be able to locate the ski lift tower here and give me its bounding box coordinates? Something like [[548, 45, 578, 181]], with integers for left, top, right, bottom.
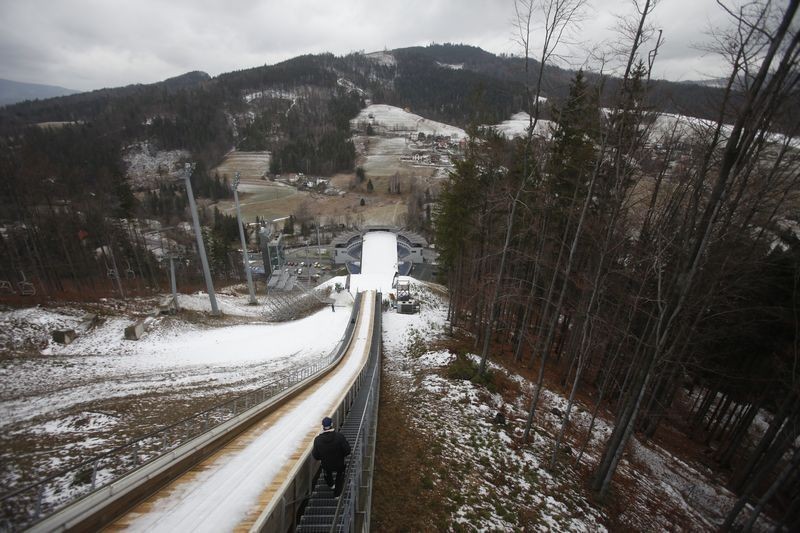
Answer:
[[233, 171, 257, 304], [164, 252, 181, 312], [183, 162, 220, 316]]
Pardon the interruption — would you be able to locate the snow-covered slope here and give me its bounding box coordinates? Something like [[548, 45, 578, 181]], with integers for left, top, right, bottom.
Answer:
[[0, 303, 352, 428], [349, 230, 398, 294], [123, 141, 189, 190], [488, 111, 554, 139], [352, 104, 467, 139], [364, 51, 396, 67]]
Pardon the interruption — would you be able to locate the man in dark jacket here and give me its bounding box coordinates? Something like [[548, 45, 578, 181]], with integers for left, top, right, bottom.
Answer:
[[312, 416, 351, 497]]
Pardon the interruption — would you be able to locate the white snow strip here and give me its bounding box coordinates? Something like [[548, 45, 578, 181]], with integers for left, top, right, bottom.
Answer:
[[125, 294, 376, 532], [348, 231, 398, 295]]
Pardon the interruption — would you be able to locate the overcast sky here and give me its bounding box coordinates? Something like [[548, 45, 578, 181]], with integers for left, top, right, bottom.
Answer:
[[0, 0, 734, 92]]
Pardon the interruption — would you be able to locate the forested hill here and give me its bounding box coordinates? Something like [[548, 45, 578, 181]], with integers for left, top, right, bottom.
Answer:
[[0, 43, 747, 140], [394, 43, 742, 125], [0, 43, 768, 212]]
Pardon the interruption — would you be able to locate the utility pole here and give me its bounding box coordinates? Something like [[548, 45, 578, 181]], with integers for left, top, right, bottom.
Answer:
[[233, 171, 257, 304], [259, 224, 274, 296], [107, 244, 125, 299], [168, 255, 180, 311], [184, 163, 220, 316]]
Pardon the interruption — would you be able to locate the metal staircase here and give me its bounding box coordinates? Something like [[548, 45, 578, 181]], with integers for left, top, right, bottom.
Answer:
[[296, 293, 381, 532]]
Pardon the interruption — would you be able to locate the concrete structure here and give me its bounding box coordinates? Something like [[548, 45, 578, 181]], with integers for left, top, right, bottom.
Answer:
[[396, 230, 427, 264], [331, 231, 363, 265], [124, 320, 145, 341], [259, 227, 286, 277], [52, 329, 77, 345]]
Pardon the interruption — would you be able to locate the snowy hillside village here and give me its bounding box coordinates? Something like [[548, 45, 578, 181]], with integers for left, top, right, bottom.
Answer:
[[2, 89, 799, 530], [3, 90, 797, 528]]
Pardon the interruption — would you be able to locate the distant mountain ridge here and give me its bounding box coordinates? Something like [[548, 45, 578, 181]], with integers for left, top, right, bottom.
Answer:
[[0, 78, 80, 107], [0, 46, 749, 130], [2, 44, 795, 177], [160, 71, 211, 90]]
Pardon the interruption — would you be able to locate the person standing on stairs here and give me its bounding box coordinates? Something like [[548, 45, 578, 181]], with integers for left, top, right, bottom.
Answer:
[[312, 416, 351, 497]]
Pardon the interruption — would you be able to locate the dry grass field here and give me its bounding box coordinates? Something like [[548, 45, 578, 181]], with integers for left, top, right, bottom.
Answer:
[[213, 150, 270, 183], [209, 137, 439, 226]]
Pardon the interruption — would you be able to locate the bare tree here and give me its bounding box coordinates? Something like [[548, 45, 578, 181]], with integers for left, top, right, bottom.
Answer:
[[477, 0, 589, 376]]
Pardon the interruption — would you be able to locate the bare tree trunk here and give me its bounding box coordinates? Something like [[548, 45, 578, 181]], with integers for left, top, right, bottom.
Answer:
[[523, 134, 606, 441], [551, 303, 598, 468], [514, 213, 547, 361], [479, 187, 522, 375], [741, 445, 800, 532]]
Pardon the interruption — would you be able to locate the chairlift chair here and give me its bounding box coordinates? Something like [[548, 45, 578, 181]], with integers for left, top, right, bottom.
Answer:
[[17, 272, 35, 295], [125, 260, 136, 279]]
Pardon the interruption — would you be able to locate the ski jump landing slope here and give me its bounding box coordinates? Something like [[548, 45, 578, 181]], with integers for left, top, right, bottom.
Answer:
[[109, 231, 398, 532], [349, 230, 398, 295]]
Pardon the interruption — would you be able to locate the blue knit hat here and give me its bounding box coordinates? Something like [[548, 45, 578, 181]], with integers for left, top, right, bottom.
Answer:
[[322, 417, 333, 430]]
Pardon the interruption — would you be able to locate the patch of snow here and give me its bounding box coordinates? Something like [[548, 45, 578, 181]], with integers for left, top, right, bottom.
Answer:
[[352, 104, 466, 140], [336, 77, 365, 95], [418, 350, 455, 367], [776, 218, 800, 240], [243, 88, 298, 103], [650, 112, 800, 150], [436, 61, 464, 70], [365, 51, 396, 66], [174, 291, 268, 317], [1, 304, 353, 428], [24, 412, 119, 435], [488, 111, 553, 139], [123, 142, 189, 190]]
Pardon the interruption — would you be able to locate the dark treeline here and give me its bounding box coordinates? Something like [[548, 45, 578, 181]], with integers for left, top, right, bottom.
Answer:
[[0, 72, 232, 168], [217, 54, 340, 95], [0, 71, 210, 134], [383, 49, 525, 126], [398, 42, 800, 132], [436, 1, 799, 529], [267, 90, 362, 175], [0, 118, 236, 298], [0, 37, 768, 219]]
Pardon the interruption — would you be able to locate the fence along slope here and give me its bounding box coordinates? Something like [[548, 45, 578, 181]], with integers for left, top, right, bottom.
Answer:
[[105, 291, 376, 532]]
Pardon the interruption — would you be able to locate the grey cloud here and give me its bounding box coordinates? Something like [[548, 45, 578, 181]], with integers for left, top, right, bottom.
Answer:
[[0, 0, 740, 91]]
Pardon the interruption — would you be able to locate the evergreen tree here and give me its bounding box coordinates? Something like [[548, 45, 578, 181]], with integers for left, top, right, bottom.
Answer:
[[547, 70, 599, 208]]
